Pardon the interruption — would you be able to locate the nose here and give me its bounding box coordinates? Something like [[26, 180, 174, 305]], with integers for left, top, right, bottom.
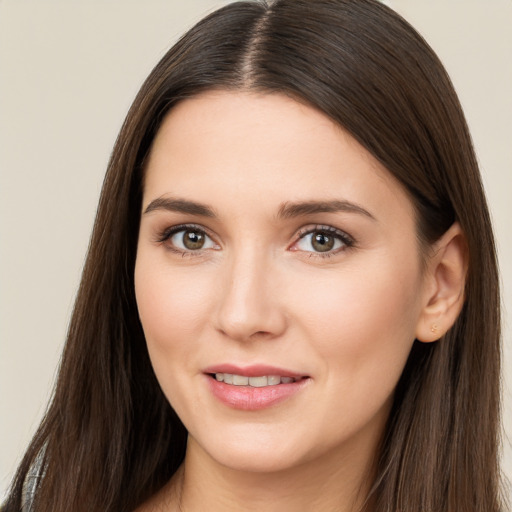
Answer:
[[214, 250, 287, 342]]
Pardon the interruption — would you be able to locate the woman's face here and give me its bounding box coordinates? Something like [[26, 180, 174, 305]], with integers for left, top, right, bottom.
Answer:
[[135, 91, 428, 474]]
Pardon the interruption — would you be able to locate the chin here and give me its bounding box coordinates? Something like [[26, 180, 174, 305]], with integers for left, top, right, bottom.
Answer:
[[214, 447, 305, 474], [190, 427, 313, 474]]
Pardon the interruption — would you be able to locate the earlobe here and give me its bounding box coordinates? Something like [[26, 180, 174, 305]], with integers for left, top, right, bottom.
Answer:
[[415, 223, 468, 343]]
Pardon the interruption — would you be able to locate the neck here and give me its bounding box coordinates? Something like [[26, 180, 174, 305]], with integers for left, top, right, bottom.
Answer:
[[175, 434, 378, 512]]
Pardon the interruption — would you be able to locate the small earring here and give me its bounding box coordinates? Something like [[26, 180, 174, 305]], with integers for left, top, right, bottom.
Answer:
[[431, 324, 438, 334]]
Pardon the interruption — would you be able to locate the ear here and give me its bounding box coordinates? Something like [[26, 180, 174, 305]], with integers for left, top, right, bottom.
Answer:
[[415, 222, 468, 343]]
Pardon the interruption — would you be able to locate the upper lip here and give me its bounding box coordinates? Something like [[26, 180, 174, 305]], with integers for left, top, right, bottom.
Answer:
[[203, 364, 308, 379]]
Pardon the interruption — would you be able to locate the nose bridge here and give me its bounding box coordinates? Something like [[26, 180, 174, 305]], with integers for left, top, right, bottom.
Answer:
[[215, 244, 285, 341]]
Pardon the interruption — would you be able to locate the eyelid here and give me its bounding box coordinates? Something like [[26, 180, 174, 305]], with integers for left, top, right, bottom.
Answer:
[[153, 222, 354, 257], [155, 223, 220, 253], [291, 224, 355, 255]]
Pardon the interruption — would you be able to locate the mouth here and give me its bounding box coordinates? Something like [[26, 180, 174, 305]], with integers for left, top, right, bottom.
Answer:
[[204, 365, 310, 410], [209, 373, 304, 387]]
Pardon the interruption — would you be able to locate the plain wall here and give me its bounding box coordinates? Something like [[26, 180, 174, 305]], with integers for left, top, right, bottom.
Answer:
[[1, 0, 511, 501]]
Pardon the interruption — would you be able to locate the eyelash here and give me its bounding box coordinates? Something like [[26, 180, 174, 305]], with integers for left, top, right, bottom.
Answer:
[[155, 223, 355, 258], [294, 225, 355, 258], [155, 223, 218, 257]]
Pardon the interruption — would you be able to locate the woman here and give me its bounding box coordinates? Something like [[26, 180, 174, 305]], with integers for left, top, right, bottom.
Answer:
[[4, 0, 506, 510]]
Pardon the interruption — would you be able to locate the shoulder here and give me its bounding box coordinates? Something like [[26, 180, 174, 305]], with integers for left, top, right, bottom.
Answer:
[[21, 449, 46, 512]]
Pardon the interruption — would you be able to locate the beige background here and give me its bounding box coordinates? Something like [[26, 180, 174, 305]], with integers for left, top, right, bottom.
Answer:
[[1, 0, 511, 500]]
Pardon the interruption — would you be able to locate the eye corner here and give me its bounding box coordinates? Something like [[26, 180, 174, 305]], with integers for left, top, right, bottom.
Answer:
[[290, 224, 355, 258], [153, 223, 220, 255]]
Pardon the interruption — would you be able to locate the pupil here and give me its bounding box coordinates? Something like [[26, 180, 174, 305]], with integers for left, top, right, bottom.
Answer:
[[312, 232, 334, 252], [183, 230, 204, 250]]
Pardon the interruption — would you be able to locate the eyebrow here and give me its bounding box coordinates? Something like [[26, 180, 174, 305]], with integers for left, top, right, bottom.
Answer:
[[277, 200, 376, 221], [143, 197, 216, 217], [143, 197, 375, 221]]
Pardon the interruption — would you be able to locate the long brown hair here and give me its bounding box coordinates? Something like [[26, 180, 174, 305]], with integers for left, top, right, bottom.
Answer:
[[5, 1, 505, 510]]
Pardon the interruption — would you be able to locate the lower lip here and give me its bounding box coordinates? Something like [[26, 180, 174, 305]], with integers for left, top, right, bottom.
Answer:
[[207, 376, 309, 410]]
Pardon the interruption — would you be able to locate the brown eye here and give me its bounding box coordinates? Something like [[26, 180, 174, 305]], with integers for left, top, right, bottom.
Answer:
[[166, 227, 217, 252], [182, 230, 205, 250], [311, 232, 335, 252], [294, 226, 352, 255]]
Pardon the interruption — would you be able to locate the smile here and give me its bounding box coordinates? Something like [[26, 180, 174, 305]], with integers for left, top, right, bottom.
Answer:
[[213, 373, 298, 387], [205, 366, 310, 410]]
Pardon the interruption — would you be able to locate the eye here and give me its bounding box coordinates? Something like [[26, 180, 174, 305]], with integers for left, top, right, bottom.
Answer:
[[293, 226, 353, 255], [158, 225, 218, 253]]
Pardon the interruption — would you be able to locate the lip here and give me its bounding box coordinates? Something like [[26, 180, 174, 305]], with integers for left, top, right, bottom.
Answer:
[[203, 364, 306, 379], [203, 364, 310, 411]]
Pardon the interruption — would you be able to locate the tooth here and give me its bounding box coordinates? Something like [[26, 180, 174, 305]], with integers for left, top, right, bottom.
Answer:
[[219, 373, 299, 387], [233, 375, 249, 386], [249, 376, 268, 387]]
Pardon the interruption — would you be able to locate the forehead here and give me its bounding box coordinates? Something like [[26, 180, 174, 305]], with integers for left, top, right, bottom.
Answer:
[[143, 90, 414, 224]]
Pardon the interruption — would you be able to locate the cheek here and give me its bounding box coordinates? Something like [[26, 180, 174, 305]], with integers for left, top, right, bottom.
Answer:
[[295, 256, 422, 388], [134, 255, 219, 419], [134, 255, 213, 370]]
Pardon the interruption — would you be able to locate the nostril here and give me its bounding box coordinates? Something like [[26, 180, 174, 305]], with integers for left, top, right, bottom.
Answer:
[[252, 331, 272, 338]]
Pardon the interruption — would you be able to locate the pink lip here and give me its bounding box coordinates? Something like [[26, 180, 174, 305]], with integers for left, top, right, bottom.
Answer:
[[203, 364, 305, 379], [203, 364, 310, 411]]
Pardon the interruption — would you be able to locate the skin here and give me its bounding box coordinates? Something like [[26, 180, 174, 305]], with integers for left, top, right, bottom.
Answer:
[[134, 91, 462, 512]]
